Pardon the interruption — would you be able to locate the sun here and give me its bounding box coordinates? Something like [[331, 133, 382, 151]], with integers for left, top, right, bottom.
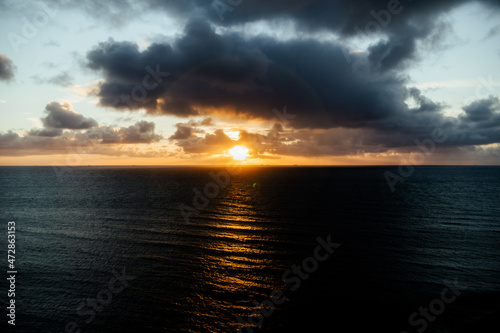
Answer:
[[228, 145, 250, 161]]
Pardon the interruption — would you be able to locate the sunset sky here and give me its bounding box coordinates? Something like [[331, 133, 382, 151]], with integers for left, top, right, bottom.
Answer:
[[1, 0, 500, 165]]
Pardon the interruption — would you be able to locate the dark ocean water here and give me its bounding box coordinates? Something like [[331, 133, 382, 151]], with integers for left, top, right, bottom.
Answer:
[[0, 166, 499, 333]]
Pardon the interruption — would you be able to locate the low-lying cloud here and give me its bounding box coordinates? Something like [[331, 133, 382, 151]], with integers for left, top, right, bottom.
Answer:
[[0, 101, 163, 156], [42, 101, 98, 129]]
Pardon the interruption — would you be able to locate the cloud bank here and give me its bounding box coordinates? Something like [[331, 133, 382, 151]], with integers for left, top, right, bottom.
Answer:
[[0, 101, 162, 156]]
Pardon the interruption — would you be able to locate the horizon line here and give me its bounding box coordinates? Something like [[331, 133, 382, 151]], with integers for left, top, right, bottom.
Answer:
[[0, 164, 498, 168]]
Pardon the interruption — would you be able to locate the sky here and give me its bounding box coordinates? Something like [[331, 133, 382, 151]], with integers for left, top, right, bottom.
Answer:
[[1, 0, 500, 166]]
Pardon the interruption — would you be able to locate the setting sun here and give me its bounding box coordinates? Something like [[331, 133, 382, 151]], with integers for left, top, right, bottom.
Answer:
[[228, 145, 250, 161]]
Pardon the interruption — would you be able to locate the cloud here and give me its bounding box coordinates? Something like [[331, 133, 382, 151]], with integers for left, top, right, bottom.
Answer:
[[173, 128, 234, 154], [169, 117, 213, 140], [86, 19, 411, 129], [367, 26, 424, 73], [0, 54, 15, 81], [168, 123, 374, 158], [117, 120, 163, 143], [167, 120, 366, 158], [44, 40, 61, 47], [0, 121, 163, 156], [166, 96, 500, 159], [205, 129, 233, 146], [0, 97, 163, 156], [84, 121, 162, 144], [169, 123, 196, 140], [71, 0, 499, 80], [460, 96, 500, 128], [86, 17, 500, 155], [484, 23, 500, 40], [407, 87, 447, 113], [192, 117, 213, 126], [2, 1, 499, 162], [44, 0, 500, 33], [32, 71, 74, 87], [28, 128, 64, 137], [41, 101, 98, 129]]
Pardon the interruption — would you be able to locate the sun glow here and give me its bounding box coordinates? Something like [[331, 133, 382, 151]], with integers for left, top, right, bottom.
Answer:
[[226, 131, 240, 141], [228, 145, 250, 161]]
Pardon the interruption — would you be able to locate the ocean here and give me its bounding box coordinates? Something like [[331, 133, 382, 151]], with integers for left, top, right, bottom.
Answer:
[[1, 166, 499, 332]]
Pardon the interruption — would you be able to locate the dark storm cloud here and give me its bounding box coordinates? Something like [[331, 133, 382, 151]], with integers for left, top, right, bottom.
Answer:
[[0, 54, 15, 81], [42, 101, 98, 129], [367, 32, 419, 73], [87, 15, 500, 151], [407, 88, 446, 113], [86, 0, 498, 74], [76, 0, 500, 157], [52, 0, 500, 33], [51, 0, 496, 94], [460, 96, 500, 128], [87, 19, 410, 129]]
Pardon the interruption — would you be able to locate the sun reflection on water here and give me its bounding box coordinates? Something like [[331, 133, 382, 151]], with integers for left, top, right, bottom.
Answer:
[[186, 171, 286, 331]]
